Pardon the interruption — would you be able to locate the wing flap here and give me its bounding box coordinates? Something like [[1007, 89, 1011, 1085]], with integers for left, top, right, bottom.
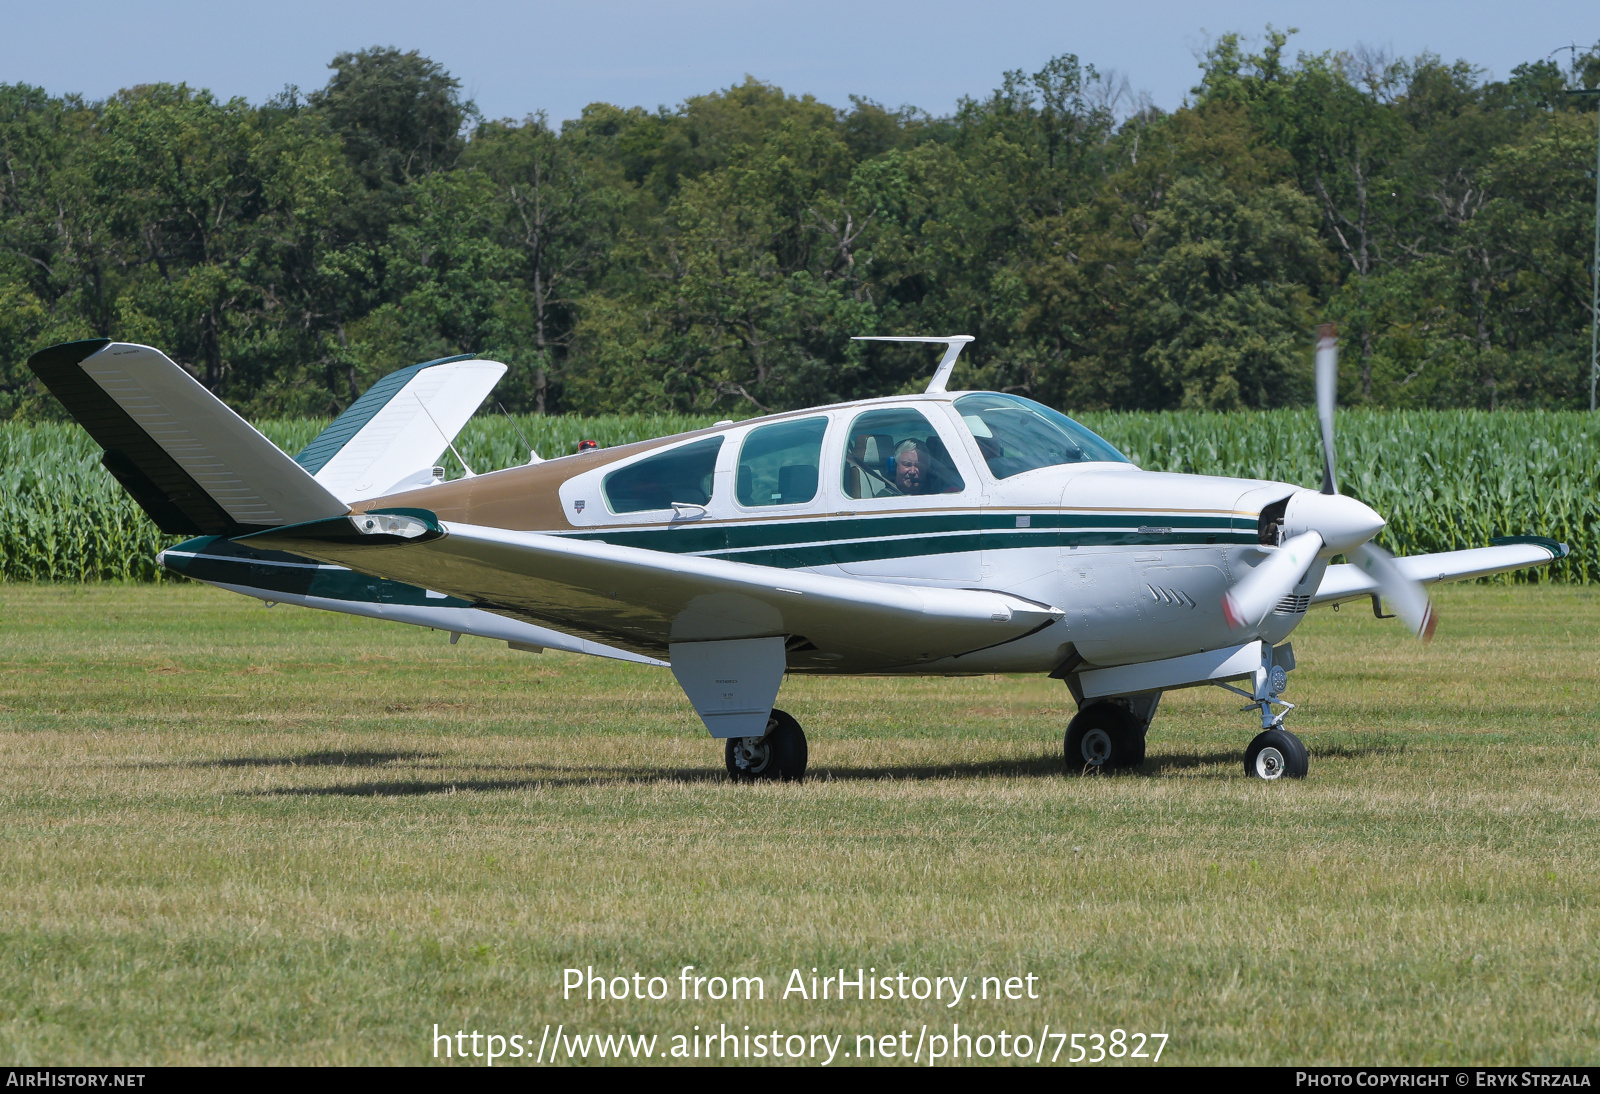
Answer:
[[240, 516, 1063, 666]]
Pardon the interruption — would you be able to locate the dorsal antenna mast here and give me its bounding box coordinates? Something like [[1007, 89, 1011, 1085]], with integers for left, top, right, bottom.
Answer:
[[498, 401, 543, 464], [851, 335, 974, 394]]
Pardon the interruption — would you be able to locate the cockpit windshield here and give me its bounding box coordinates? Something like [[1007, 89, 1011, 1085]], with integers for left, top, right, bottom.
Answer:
[[953, 393, 1128, 479]]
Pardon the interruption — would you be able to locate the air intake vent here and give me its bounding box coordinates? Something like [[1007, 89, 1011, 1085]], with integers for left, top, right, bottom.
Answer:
[[1274, 594, 1311, 615], [1258, 496, 1290, 546]]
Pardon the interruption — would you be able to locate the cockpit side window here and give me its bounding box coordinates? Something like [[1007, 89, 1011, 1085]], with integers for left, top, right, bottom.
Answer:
[[954, 393, 1128, 479], [841, 407, 966, 500], [736, 417, 827, 508], [602, 436, 724, 513]]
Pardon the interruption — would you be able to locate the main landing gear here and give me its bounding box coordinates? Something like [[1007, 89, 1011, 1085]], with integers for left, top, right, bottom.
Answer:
[[1063, 701, 1146, 774], [725, 708, 809, 782]]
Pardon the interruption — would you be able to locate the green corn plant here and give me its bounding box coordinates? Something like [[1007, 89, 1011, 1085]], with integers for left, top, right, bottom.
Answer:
[[1079, 409, 1600, 583], [4, 411, 1596, 584], [0, 415, 728, 583]]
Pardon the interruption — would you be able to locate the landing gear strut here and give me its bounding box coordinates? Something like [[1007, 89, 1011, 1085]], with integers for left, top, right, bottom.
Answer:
[[725, 708, 808, 782], [1216, 644, 1308, 780]]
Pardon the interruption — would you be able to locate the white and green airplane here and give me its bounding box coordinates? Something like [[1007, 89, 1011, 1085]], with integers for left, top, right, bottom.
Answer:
[[29, 333, 1565, 782]]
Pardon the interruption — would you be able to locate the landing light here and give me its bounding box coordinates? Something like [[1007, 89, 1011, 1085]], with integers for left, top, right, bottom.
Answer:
[[351, 513, 430, 539]]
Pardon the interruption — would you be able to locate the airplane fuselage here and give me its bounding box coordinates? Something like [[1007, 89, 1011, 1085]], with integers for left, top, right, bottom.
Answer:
[[170, 390, 1323, 675]]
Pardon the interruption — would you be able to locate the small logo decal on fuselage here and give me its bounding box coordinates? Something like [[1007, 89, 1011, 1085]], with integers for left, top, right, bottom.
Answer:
[[574, 499, 586, 512]]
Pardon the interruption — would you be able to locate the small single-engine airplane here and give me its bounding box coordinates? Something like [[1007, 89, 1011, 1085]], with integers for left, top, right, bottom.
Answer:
[[28, 331, 1565, 782]]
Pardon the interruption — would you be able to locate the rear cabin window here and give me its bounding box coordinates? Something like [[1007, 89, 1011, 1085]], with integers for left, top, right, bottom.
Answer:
[[841, 407, 966, 500], [736, 417, 827, 508], [602, 437, 724, 513], [953, 392, 1128, 478]]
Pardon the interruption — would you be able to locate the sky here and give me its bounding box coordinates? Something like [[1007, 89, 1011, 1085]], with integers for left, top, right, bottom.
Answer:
[[4, 1, 1598, 123]]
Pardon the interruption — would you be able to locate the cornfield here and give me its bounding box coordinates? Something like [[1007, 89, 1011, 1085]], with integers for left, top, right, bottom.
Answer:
[[0, 415, 724, 582], [3, 410, 1596, 583], [1079, 409, 1600, 583]]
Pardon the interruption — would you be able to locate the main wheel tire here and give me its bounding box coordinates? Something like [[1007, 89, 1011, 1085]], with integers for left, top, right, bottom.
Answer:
[[725, 708, 808, 782], [1063, 702, 1144, 774], [1244, 727, 1308, 780]]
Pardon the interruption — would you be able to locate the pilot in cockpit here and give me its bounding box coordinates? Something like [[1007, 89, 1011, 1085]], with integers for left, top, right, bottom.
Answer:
[[893, 440, 930, 494], [893, 439, 961, 495]]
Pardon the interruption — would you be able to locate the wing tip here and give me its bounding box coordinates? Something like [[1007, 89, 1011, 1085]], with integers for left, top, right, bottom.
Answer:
[[26, 337, 114, 379], [1490, 535, 1569, 560]]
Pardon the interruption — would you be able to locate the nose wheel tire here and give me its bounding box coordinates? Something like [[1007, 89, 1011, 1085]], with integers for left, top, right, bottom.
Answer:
[[1063, 702, 1145, 774], [725, 708, 808, 782], [1244, 727, 1308, 780]]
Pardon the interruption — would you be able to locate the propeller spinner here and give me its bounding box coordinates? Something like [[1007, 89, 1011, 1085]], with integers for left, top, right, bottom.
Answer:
[[1224, 325, 1437, 641]]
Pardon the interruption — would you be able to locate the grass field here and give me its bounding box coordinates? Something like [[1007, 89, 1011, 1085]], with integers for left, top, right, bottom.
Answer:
[[0, 582, 1596, 1066]]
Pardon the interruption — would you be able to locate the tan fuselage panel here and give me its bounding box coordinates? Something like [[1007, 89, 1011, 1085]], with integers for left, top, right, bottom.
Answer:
[[350, 428, 723, 531]]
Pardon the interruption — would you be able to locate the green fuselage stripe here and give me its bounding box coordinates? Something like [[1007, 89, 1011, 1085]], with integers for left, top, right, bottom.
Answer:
[[562, 511, 1255, 567], [167, 510, 1256, 607]]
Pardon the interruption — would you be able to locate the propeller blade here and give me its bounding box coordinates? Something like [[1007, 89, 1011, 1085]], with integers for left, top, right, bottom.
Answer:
[[1316, 323, 1338, 495], [1223, 531, 1324, 631], [1351, 543, 1437, 643]]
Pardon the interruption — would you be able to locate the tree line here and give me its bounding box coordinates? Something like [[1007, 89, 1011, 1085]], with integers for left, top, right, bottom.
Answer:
[[2, 31, 1598, 420]]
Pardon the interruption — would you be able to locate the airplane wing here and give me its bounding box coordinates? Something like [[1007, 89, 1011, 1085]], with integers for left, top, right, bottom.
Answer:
[[240, 511, 1064, 667], [293, 355, 509, 501], [1312, 538, 1568, 606], [158, 536, 665, 666]]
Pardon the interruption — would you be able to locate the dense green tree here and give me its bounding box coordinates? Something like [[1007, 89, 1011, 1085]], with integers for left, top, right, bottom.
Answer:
[[308, 47, 470, 191], [1137, 177, 1324, 407], [2, 35, 1599, 419], [0, 86, 104, 416], [567, 112, 875, 411], [464, 114, 619, 411]]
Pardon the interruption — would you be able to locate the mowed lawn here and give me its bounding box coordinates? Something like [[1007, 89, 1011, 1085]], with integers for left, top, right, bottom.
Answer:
[[0, 582, 1596, 1066]]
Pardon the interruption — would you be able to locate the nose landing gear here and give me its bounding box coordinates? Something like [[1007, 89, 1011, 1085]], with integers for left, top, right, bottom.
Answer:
[[1216, 644, 1308, 780], [1244, 726, 1309, 780]]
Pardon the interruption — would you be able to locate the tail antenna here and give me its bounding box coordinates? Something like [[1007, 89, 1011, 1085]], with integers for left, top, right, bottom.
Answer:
[[498, 401, 542, 464]]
